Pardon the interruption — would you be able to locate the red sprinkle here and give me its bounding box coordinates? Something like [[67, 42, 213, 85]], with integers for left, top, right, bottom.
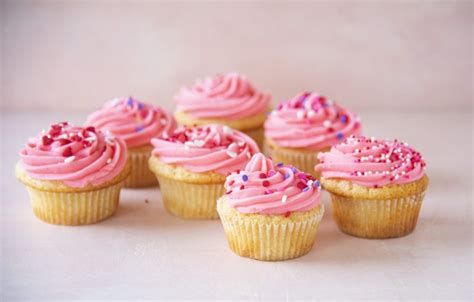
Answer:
[[62, 146, 73, 157], [225, 190, 232, 195], [239, 185, 245, 190], [58, 138, 71, 146], [284, 211, 291, 217], [42, 136, 53, 146], [228, 180, 235, 186], [262, 180, 270, 187], [259, 173, 266, 179]]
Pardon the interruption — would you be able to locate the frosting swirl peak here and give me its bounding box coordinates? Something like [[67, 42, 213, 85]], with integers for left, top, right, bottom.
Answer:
[[175, 72, 271, 120], [19, 122, 128, 188], [151, 124, 259, 174], [85, 97, 176, 148], [315, 135, 427, 187], [225, 153, 322, 215], [265, 92, 361, 150]]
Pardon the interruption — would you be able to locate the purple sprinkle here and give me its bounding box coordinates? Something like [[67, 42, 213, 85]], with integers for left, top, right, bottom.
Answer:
[[284, 172, 290, 179], [336, 132, 344, 140], [137, 102, 144, 110], [127, 97, 134, 106], [268, 170, 276, 177], [340, 114, 348, 123], [135, 126, 144, 132], [276, 162, 284, 167], [291, 167, 298, 174], [303, 186, 310, 192], [242, 175, 249, 182], [313, 180, 320, 188]]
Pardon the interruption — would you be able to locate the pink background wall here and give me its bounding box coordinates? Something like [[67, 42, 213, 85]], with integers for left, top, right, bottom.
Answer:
[[1, 1, 472, 112]]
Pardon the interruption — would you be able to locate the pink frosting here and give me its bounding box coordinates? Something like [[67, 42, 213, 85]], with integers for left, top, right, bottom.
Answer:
[[315, 135, 427, 188], [19, 122, 128, 188], [225, 153, 322, 215], [174, 72, 271, 120], [151, 124, 259, 174], [85, 97, 177, 148], [264, 92, 361, 150]]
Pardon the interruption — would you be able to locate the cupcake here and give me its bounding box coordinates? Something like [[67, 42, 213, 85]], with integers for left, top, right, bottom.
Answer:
[[149, 124, 259, 219], [264, 92, 360, 177], [174, 72, 271, 148], [15, 122, 130, 225], [315, 135, 429, 239], [86, 96, 176, 188], [217, 153, 324, 261]]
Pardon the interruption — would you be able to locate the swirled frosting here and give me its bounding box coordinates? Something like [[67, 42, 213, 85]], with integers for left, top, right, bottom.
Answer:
[[224, 153, 322, 215], [315, 135, 427, 187], [151, 124, 259, 174], [85, 97, 176, 148], [174, 72, 271, 120], [265, 92, 361, 150], [19, 122, 128, 188]]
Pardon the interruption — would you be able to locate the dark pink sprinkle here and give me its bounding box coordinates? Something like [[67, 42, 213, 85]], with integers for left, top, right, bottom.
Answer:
[[42, 136, 53, 146], [62, 146, 73, 157], [262, 180, 270, 187]]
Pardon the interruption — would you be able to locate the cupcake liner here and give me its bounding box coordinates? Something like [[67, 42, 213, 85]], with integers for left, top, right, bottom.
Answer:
[[124, 146, 158, 188], [264, 141, 325, 178], [155, 175, 224, 219], [217, 199, 324, 261], [243, 126, 264, 150], [25, 181, 123, 225], [329, 191, 426, 239]]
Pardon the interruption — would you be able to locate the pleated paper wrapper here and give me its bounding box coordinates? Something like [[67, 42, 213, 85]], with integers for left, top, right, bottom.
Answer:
[[217, 198, 324, 261]]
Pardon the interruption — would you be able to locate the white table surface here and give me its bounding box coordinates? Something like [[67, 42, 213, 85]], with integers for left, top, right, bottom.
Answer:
[[1, 109, 472, 301]]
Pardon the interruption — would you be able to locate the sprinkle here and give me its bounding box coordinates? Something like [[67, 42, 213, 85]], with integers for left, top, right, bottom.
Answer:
[[284, 211, 291, 217], [193, 140, 205, 147], [302, 186, 310, 192], [239, 185, 245, 190], [137, 102, 144, 110], [160, 118, 167, 126], [268, 170, 276, 177], [225, 190, 232, 195], [242, 175, 249, 182], [313, 180, 320, 188], [340, 114, 348, 123], [276, 162, 284, 167], [126, 97, 134, 106], [227, 151, 237, 158], [64, 155, 75, 163], [296, 110, 306, 119], [336, 132, 344, 140], [291, 167, 298, 174], [62, 146, 73, 157], [307, 110, 316, 118], [58, 138, 71, 146], [284, 172, 290, 179], [262, 180, 270, 187], [237, 141, 245, 147], [42, 136, 53, 146], [223, 125, 233, 135], [307, 180, 313, 187], [86, 126, 96, 133], [281, 195, 288, 203], [135, 126, 144, 132], [323, 120, 331, 128], [105, 137, 115, 146]]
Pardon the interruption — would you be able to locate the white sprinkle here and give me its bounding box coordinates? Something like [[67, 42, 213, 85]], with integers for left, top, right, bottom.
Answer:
[[184, 141, 195, 147], [193, 140, 205, 147], [281, 195, 288, 203], [162, 132, 169, 139], [223, 125, 233, 135], [84, 136, 96, 142], [401, 171, 406, 175], [228, 142, 238, 150], [237, 141, 245, 147], [57, 134, 68, 139], [226, 151, 237, 158], [323, 120, 331, 128], [307, 110, 316, 118], [106, 158, 112, 164], [64, 156, 75, 163], [296, 110, 306, 119], [394, 175, 400, 180], [304, 101, 312, 110], [160, 118, 167, 126], [370, 137, 376, 142], [307, 180, 313, 187]]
